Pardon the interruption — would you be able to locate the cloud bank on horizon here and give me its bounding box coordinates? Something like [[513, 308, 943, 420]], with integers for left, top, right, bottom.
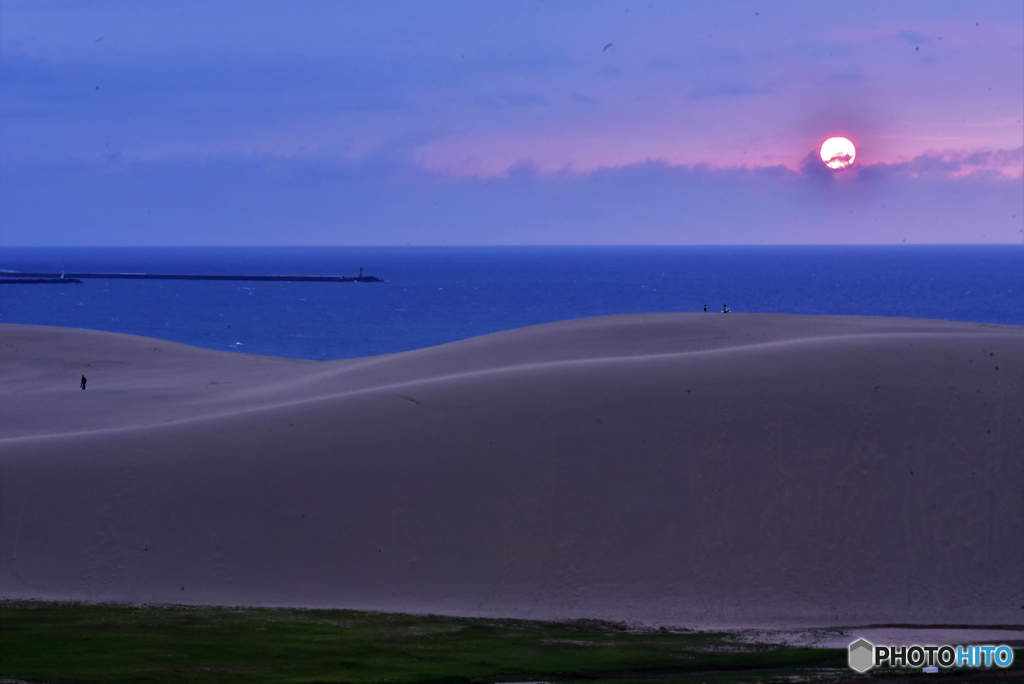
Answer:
[[1, 0, 1021, 245]]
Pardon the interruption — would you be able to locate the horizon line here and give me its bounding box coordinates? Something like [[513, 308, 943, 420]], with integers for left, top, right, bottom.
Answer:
[[3, 243, 1024, 249]]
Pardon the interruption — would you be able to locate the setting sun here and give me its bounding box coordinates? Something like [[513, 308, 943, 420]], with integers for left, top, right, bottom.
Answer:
[[820, 136, 856, 169]]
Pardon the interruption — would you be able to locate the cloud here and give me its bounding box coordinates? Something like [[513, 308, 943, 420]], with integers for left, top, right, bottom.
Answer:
[[963, 150, 992, 166], [990, 147, 1024, 168], [905, 154, 961, 177], [859, 148, 1023, 181], [476, 92, 549, 109], [688, 81, 760, 100], [0, 46, 558, 121], [571, 93, 600, 105], [826, 69, 863, 83], [0, 51, 419, 119], [3, 149, 1020, 247], [647, 46, 748, 71], [897, 30, 930, 45], [798, 151, 833, 181], [791, 41, 855, 59]]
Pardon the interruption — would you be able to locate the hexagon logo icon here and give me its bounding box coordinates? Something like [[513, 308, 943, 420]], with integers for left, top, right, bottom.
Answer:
[[849, 638, 874, 673]]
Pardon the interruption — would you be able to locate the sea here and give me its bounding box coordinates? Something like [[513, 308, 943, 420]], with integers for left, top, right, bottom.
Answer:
[[1, 246, 1021, 360]]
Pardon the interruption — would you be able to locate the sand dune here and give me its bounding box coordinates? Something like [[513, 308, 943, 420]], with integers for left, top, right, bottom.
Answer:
[[1, 314, 1021, 628]]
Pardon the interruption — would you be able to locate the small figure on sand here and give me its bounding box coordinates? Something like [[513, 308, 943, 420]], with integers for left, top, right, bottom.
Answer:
[[703, 304, 707, 312], [81, 375, 87, 390], [722, 304, 731, 313]]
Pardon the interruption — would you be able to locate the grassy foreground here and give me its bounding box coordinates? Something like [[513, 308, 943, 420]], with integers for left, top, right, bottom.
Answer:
[[2, 601, 842, 684], [0, 600, 1016, 684]]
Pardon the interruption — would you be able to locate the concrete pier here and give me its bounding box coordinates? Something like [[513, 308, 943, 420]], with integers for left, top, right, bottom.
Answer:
[[0, 272, 382, 283]]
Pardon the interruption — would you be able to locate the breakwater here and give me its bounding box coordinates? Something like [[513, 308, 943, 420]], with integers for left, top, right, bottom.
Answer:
[[0, 277, 84, 284], [0, 271, 382, 283]]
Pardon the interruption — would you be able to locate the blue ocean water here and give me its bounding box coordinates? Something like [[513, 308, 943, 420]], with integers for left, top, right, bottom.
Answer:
[[1, 246, 1021, 360]]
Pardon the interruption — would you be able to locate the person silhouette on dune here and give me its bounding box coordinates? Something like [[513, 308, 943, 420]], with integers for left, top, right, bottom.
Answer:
[[81, 375, 87, 390]]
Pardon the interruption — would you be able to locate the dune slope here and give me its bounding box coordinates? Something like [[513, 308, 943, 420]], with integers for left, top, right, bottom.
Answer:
[[2, 314, 1022, 628]]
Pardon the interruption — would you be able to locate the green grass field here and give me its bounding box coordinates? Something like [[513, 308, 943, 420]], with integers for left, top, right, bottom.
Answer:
[[0, 601, 1018, 684]]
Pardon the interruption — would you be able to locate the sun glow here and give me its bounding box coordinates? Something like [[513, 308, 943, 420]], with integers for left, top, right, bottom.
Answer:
[[820, 137, 856, 170]]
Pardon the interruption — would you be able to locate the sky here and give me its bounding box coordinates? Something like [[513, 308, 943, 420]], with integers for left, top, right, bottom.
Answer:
[[1, 0, 1022, 246]]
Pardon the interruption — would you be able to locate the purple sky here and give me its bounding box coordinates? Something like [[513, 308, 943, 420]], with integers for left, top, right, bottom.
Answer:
[[2, 1, 1022, 245]]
